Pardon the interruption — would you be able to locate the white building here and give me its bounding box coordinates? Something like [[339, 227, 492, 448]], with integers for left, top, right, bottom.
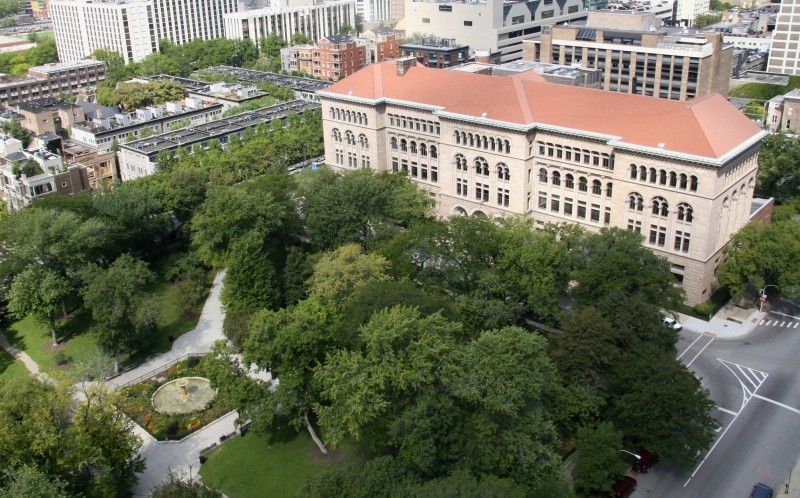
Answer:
[[223, 0, 356, 46], [361, 0, 391, 22], [767, 0, 800, 75], [402, 0, 588, 62], [675, 0, 710, 26], [51, 0, 240, 63]]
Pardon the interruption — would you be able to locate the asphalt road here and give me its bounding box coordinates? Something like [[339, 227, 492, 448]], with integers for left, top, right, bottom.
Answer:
[[632, 301, 800, 498]]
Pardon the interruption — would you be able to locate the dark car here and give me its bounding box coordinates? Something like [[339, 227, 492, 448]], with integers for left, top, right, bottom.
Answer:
[[632, 449, 658, 473], [751, 483, 774, 498], [612, 476, 637, 498]]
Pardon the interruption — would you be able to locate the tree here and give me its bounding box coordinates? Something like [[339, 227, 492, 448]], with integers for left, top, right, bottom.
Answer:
[[81, 254, 158, 374], [572, 422, 628, 495], [0, 466, 69, 498], [88, 49, 132, 87], [151, 471, 222, 498], [291, 33, 312, 45], [6, 267, 71, 346], [695, 13, 722, 28], [245, 298, 343, 453], [718, 220, 800, 298], [221, 230, 282, 313], [97, 80, 186, 110], [0, 377, 144, 497], [755, 133, 800, 202], [306, 243, 390, 310], [136, 53, 183, 76], [338, 23, 354, 34], [1, 119, 31, 147], [0, 0, 27, 17], [607, 345, 719, 466]]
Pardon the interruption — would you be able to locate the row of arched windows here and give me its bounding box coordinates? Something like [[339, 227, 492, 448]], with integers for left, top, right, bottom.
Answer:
[[628, 193, 694, 222], [454, 131, 511, 154], [538, 168, 612, 197], [329, 107, 368, 125], [630, 164, 698, 192], [390, 137, 438, 158], [454, 154, 511, 181], [331, 128, 369, 148]]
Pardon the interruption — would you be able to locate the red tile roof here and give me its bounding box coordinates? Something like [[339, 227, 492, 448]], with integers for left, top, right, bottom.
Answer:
[[322, 61, 763, 161]]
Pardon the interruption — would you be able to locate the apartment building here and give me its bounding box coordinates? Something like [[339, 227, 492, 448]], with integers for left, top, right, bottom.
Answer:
[[767, 0, 800, 75], [13, 97, 86, 136], [360, 26, 402, 63], [0, 60, 107, 107], [281, 44, 315, 73], [360, 0, 391, 22], [51, 0, 240, 63], [319, 58, 766, 304], [313, 35, 367, 80], [223, 0, 356, 48], [71, 99, 224, 151], [399, 37, 470, 68], [523, 11, 733, 101], [119, 99, 319, 180], [403, 0, 588, 62], [676, 0, 710, 26]]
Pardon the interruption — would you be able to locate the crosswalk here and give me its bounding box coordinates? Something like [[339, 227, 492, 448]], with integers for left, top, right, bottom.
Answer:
[[758, 319, 800, 328]]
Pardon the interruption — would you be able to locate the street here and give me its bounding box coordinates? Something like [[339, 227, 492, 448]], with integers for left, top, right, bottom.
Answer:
[[632, 301, 800, 497]]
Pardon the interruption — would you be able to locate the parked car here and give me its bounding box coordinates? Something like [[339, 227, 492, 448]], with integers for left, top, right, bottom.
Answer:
[[663, 316, 682, 331], [612, 476, 637, 498], [751, 483, 774, 498], [632, 449, 658, 473]]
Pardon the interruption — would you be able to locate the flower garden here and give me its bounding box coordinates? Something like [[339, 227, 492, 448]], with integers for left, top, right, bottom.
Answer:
[[119, 356, 233, 441]]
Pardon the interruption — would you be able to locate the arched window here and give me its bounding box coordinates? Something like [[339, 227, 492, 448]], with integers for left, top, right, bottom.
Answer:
[[410, 141, 417, 154], [606, 182, 613, 198], [579, 177, 588, 192], [475, 157, 489, 175], [504, 140, 510, 153], [690, 175, 698, 192], [630, 164, 637, 179], [345, 110, 352, 122], [669, 172, 677, 187], [679, 173, 688, 189], [677, 203, 693, 223], [420, 144, 427, 156], [639, 166, 647, 180], [345, 131, 355, 145], [455, 154, 467, 171], [359, 134, 368, 149], [497, 163, 510, 181], [362, 114, 368, 126], [539, 168, 548, 183], [490, 137, 496, 151], [565, 174, 574, 189], [629, 192, 643, 211], [400, 139, 407, 152], [430, 146, 438, 158], [652, 197, 669, 216], [659, 170, 667, 185], [552, 171, 561, 186], [649, 168, 657, 183], [390, 136, 397, 149], [454, 131, 461, 144], [592, 179, 602, 195], [329, 108, 335, 119], [468, 134, 475, 147], [332, 128, 341, 142]]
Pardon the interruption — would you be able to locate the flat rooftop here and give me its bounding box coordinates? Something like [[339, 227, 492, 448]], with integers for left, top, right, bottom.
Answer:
[[29, 60, 105, 73], [200, 67, 331, 93], [122, 100, 319, 156], [15, 97, 79, 113]]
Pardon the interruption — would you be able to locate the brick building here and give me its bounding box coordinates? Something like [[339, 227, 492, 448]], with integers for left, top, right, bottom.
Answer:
[[0, 60, 107, 107], [399, 37, 470, 69], [13, 97, 87, 136], [313, 35, 367, 80]]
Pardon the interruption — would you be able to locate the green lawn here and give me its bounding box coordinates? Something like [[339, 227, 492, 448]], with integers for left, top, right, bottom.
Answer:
[[13, 31, 54, 41], [728, 76, 800, 101], [200, 429, 365, 498], [0, 348, 29, 383], [2, 276, 206, 376]]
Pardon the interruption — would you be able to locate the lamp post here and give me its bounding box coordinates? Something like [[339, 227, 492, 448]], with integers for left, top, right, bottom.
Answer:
[[759, 284, 779, 312], [619, 449, 641, 460]]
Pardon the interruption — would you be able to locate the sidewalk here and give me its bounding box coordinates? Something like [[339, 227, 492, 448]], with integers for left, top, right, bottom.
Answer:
[[783, 453, 800, 498], [677, 301, 766, 339], [0, 330, 40, 374]]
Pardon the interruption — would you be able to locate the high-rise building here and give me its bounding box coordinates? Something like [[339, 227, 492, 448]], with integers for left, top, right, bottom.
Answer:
[[319, 59, 766, 303], [51, 0, 240, 63], [223, 0, 355, 47], [402, 0, 589, 63], [767, 0, 800, 75], [675, 0, 710, 26], [360, 0, 391, 22], [523, 11, 733, 101]]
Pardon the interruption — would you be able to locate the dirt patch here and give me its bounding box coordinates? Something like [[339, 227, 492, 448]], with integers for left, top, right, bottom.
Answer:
[[308, 444, 344, 463], [43, 341, 67, 353]]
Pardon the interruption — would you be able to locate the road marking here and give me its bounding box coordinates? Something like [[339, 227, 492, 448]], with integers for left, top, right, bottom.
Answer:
[[771, 311, 800, 321], [685, 359, 769, 488], [716, 406, 738, 416], [759, 319, 766, 325], [685, 336, 715, 368], [678, 333, 706, 360], [765, 320, 772, 326], [780, 321, 787, 327], [752, 394, 800, 416], [795, 323, 799, 329]]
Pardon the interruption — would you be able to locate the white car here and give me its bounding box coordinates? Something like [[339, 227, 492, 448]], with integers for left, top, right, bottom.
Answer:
[[663, 316, 682, 331]]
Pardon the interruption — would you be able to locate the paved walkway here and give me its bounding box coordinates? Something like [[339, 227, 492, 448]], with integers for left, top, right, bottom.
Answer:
[[0, 330, 41, 374], [677, 301, 766, 339]]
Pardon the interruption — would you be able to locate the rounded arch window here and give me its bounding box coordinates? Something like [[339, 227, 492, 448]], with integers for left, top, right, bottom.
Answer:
[[677, 203, 693, 223], [652, 196, 669, 216], [629, 192, 643, 211]]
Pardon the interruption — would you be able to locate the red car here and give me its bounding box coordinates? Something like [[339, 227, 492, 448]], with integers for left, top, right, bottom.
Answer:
[[612, 476, 637, 498], [632, 449, 658, 473]]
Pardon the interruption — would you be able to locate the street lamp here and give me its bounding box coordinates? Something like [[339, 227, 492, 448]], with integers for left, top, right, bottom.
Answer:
[[619, 449, 641, 460], [759, 284, 779, 312]]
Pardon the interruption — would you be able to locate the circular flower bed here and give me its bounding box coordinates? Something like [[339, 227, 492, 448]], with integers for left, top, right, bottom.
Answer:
[[118, 358, 232, 441]]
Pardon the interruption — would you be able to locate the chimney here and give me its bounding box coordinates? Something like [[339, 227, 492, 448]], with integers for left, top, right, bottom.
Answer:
[[396, 56, 416, 76]]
